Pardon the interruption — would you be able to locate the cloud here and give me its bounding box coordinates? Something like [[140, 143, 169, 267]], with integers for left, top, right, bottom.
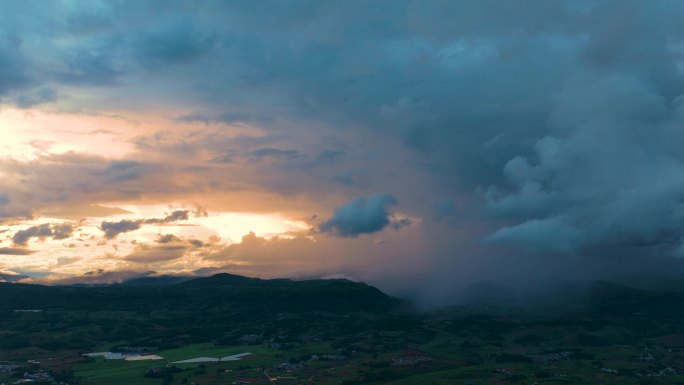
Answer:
[[12, 224, 52, 245], [100, 219, 142, 239], [192, 205, 209, 217], [124, 243, 188, 263], [487, 217, 585, 253], [50, 269, 158, 285], [202, 232, 323, 277], [390, 216, 412, 231], [145, 210, 190, 224], [12, 223, 74, 245], [188, 239, 204, 248], [0, 154, 167, 219], [176, 111, 267, 125], [164, 209, 190, 221], [0, 247, 35, 255], [57, 256, 81, 266], [14, 87, 57, 108], [0, 270, 29, 283], [100, 211, 190, 238], [157, 234, 182, 243], [320, 194, 400, 237], [131, 18, 215, 69], [0, 34, 30, 97], [96, 160, 150, 183], [250, 148, 303, 161], [485, 74, 684, 255], [50, 223, 75, 240]]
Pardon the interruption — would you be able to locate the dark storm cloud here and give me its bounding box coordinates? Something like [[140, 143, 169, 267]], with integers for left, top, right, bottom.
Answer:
[[320, 194, 399, 237], [0, 35, 30, 97], [130, 19, 215, 69], [484, 73, 684, 255]]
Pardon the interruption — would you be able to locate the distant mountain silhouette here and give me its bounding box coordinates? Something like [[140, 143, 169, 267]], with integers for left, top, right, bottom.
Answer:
[[121, 275, 194, 286], [177, 273, 264, 287]]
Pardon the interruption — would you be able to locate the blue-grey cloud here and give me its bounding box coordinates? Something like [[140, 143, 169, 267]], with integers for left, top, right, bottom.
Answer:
[[145, 210, 190, 224], [51, 223, 75, 240], [13, 223, 54, 245], [0, 33, 30, 97], [487, 217, 585, 253], [11, 222, 75, 245], [320, 194, 399, 237], [484, 73, 684, 254], [100, 219, 142, 239], [157, 234, 203, 249], [157, 234, 181, 243], [130, 19, 215, 69], [164, 209, 189, 222], [101, 211, 190, 238]]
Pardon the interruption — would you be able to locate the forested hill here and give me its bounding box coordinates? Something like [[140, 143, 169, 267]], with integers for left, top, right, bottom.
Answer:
[[0, 273, 402, 313]]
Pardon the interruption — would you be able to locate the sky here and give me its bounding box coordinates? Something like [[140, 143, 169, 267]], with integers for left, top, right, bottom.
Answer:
[[2, 0, 684, 300]]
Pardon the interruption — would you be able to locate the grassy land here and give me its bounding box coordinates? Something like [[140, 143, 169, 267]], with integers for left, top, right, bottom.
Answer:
[[62, 332, 684, 385]]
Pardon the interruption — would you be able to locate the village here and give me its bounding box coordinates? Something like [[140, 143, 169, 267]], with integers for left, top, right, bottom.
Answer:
[[0, 361, 66, 385]]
